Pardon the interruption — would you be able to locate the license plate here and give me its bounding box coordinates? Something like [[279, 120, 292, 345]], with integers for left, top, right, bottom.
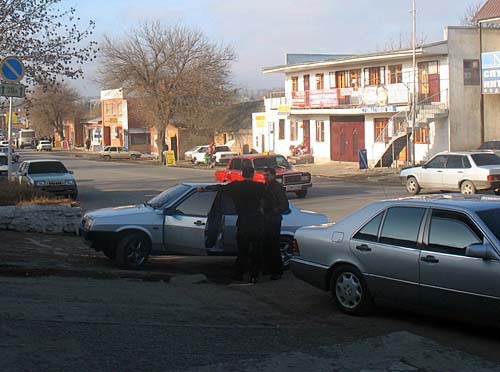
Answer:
[[286, 185, 303, 191]]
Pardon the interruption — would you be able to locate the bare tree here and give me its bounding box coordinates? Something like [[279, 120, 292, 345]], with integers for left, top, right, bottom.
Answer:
[[0, 0, 97, 86], [28, 83, 83, 139], [98, 21, 236, 159], [379, 32, 428, 52], [461, 1, 484, 26]]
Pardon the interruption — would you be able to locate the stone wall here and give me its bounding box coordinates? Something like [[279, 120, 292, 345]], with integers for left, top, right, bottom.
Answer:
[[0, 205, 83, 234]]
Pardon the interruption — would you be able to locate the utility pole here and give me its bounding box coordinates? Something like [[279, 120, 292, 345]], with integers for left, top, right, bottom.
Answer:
[[411, 0, 417, 166]]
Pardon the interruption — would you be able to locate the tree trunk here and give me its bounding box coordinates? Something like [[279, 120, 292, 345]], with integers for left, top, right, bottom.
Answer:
[[157, 128, 166, 164]]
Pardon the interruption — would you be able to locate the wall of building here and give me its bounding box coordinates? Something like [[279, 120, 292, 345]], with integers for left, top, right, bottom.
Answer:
[[482, 29, 500, 141]]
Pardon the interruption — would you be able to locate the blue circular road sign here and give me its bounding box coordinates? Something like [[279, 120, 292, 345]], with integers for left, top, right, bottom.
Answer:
[[0, 56, 25, 83]]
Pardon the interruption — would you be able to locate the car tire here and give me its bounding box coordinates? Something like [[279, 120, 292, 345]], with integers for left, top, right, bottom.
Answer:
[[460, 180, 476, 195], [115, 232, 151, 270], [130, 154, 138, 160], [280, 235, 294, 270], [330, 265, 374, 316], [406, 176, 420, 195], [295, 189, 308, 198], [103, 155, 111, 162]]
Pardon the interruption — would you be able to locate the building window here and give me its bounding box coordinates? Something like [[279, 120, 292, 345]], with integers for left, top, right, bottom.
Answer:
[[350, 69, 361, 89], [117, 102, 122, 114], [278, 119, 285, 140], [464, 60, 480, 86], [291, 76, 299, 92], [374, 118, 389, 143], [364, 66, 386, 86], [336, 70, 349, 88], [130, 133, 151, 145], [105, 103, 111, 116], [315, 121, 325, 142], [414, 125, 429, 144], [329, 72, 336, 88], [316, 73, 324, 90], [111, 103, 116, 115], [290, 121, 298, 141], [388, 64, 403, 84]]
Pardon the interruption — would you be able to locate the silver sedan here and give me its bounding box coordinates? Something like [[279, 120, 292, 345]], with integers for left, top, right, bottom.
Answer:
[[291, 195, 500, 322]]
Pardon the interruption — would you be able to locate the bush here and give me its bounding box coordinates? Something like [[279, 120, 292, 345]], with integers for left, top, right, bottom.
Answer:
[[0, 180, 71, 206]]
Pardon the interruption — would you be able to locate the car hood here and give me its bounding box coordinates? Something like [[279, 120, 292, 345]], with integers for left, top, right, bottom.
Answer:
[[86, 204, 153, 219], [29, 173, 75, 181], [400, 166, 421, 174]]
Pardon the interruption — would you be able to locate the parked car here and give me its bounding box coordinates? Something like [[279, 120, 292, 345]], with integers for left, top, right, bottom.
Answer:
[[0, 140, 9, 147], [215, 154, 312, 198], [0, 153, 7, 178], [478, 140, 500, 156], [36, 140, 53, 151], [291, 195, 500, 323], [184, 145, 202, 161], [79, 182, 328, 269], [15, 160, 78, 199], [99, 146, 141, 160], [0, 146, 19, 162], [192, 145, 238, 165], [400, 151, 500, 195]]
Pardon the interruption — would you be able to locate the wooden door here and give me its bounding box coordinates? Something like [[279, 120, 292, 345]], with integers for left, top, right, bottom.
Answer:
[[330, 116, 365, 162], [429, 74, 440, 102], [103, 126, 111, 146], [303, 120, 310, 153]]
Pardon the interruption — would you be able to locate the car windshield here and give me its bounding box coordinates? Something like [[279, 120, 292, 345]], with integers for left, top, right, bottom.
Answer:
[[477, 208, 500, 241], [0, 156, 7, 165], [253, 156, 291, 170], [28, 161, 68, 174], [188, 146, 200, 152], [215, 146, 230, 152], [21, 131, 35, 139], [147, 184, 190, 208], [40, 141, 51, 144], [471, 153, 500, 166]]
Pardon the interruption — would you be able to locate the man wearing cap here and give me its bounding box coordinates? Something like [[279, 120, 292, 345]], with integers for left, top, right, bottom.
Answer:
[[263, 167, 289, 280], [201, 166, 266, 283]]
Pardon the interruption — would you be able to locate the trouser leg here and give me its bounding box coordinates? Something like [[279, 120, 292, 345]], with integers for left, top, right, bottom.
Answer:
[[266, 219, 282, 275], [234, 228, 249, 277]]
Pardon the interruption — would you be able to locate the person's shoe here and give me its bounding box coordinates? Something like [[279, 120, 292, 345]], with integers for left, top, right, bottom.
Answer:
[[270, 274, 282, 280]]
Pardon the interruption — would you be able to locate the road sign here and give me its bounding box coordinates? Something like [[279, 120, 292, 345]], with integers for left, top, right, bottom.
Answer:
[[0, 56, 25, 83], [0, 82, 25, 97]]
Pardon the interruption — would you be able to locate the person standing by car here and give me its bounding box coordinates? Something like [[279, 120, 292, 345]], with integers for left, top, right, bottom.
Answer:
[[262, 167, 289, 280], [201, 167, 266, 283]]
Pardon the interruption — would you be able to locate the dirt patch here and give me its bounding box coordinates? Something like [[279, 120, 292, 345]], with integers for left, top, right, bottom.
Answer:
[[0, 180, 72, 206]]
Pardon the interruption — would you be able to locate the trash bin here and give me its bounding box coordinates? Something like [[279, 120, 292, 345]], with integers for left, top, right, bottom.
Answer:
[[358, 149, 368, 170]]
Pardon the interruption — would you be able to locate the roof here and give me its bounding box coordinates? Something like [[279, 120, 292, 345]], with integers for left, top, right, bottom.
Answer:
[[474, 0, 500, 23], [22, 159, 63, 164], [212, 100, 265, 131], [263, 41, 448, 74], [380, 194, 500, 212], [232, 154, 285, 159], [286, 53, 353, 64], [434, 150, 496, 156]]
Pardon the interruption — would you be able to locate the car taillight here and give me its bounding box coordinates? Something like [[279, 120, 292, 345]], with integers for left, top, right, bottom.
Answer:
[[487, 175, 500, 181], [292, 239, 300, 256]]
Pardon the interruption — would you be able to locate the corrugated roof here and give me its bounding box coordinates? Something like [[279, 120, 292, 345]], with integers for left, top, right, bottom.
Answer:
[[474, 0, 500, 22], [286, 53, 353, 64]]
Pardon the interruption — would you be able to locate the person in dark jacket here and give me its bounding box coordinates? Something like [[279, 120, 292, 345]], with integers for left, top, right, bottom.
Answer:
[[201, 167, 266, 283], [262, 167, 289, 280]]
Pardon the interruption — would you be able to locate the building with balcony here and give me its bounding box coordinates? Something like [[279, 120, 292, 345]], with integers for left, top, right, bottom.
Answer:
[[259, 26, 500, 166]]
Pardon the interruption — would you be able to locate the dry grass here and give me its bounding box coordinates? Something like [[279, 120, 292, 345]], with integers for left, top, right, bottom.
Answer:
[[0, 180, 71, 206]]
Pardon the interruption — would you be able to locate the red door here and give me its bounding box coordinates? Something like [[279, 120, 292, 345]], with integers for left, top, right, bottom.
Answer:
[[103, 126, 111, 146], [330, 116, 365, 162], [303, 120, 311, 153], [429, 74, 440, 102]]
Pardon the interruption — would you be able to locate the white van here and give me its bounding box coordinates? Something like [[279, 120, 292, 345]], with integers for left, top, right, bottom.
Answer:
[[18, 129, 36, 149]]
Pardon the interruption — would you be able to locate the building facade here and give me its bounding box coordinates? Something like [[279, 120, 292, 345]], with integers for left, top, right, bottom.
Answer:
[[258, 26, 500, 166]]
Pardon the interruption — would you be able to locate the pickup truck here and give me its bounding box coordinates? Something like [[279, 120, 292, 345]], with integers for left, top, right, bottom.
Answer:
[[214, 154, 312, 198]]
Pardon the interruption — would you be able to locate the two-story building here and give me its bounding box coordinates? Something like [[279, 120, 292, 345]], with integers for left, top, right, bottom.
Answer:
[[257, 26, 500, 166]]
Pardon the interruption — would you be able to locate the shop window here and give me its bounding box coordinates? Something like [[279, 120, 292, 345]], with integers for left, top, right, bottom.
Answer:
[[278, 119, 285, 140], [374, 118, 389, 143], [291, 76, 299, 92], [290, 121, 298, 141], [414, 125, 429, 144], [464, 60, 480, 86], [315, 121, 325, 142], [364, 66, 386, 86], [388, 64, 403, 84], [130, 133, 150, 145], [316, 73, 324, 90]]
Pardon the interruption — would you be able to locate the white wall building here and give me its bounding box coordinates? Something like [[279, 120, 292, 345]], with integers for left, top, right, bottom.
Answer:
[[256, 26, 500, 166]]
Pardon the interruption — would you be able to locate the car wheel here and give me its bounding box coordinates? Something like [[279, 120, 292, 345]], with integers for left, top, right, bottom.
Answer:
[[406, 176, 420, 195], [103, 155, 111, 161], [330, 265, 373, 315], [130, 154, 138, 160], [295, 189, 308, 198], [460, 180, 476, 195], [115, 233, 151, 270], [280, 235, 294, 270], [494, 188, 500, 196]]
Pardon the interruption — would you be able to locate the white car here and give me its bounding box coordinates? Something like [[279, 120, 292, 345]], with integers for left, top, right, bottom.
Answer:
[[99, 146, 142, 160], [36, 140, 53, 151], [192, 145, 238, 165], [400, 151, 500, 195], [184, 146, 202, 161], [0, 153, 7, 177], [0, 140, 9, 147]]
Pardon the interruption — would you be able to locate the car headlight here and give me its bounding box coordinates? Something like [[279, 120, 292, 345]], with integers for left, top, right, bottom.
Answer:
[[300, 173, 311, 182], [35, 180, 48, 186], [65, 179, 75, 185], [276, 177, 283, 183], [82, 216, 95, 231]]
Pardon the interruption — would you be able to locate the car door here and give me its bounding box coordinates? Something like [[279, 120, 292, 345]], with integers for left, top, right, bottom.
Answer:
[[419, 208, 500, 318], [116, 147, 127, 159], [205, 192, 238, 254], [350, 206, 426, 305], [418, 155, 447, 188], [441, 155, 468, 190], [228, 158, 242, 182], [163, 189, 217, 255]]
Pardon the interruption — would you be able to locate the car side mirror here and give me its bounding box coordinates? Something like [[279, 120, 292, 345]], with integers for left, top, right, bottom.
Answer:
[[466, 243, 499, 260], [163, 208, 175, 216], [68, 170, 74, 174], [421, 164, 428, 169]]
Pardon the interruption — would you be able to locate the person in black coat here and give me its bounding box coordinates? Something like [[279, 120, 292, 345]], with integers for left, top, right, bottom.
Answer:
[[201, 167, 267, 283], [262, 167, 289, 280]]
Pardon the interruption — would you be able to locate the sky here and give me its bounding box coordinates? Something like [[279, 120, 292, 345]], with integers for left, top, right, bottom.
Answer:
[[71, 0, 479, 96]]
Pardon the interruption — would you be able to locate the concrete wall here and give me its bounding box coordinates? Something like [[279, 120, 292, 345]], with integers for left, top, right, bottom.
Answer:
[[482, 29, 500, 141]]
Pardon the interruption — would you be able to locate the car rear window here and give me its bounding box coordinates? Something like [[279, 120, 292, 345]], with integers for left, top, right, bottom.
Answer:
[[28, 162, 67, 174], [471, 153, 500, 166], [215, 146, 230, 152], [477, 208, 500, 241]]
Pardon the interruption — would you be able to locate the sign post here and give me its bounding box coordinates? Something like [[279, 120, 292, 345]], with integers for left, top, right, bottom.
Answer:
[[0, 56, 25, 180]]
